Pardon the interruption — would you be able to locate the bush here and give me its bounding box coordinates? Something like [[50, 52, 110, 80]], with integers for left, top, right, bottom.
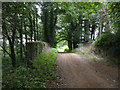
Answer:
[[95, 32, 120, 65], [32, 48, 58, 81], [95, 33, 115, 50], [33, 48, 58, 72], [64, 48, 69, 52], [3, 66, 47, 88]]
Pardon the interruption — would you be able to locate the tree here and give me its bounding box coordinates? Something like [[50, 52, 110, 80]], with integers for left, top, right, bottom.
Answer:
[[41, 2, 58, 47], [2, 3, 18, 67], [2, 2, 40, 67]]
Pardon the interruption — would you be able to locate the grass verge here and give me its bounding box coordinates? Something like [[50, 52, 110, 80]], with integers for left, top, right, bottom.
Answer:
[[71, 48, 100, 62]]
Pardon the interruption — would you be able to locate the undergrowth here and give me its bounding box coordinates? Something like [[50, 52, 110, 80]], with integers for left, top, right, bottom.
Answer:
[[2, 48, 58, 88], [71, 49, 100, 62]]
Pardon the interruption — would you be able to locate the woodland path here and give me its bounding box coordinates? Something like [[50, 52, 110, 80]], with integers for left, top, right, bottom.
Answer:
[[53, 53, 118, 88]]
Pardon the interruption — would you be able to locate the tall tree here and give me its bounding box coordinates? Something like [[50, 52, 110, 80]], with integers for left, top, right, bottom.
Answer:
[[41, 2, 58, 47], [2, 3, 18, 67]]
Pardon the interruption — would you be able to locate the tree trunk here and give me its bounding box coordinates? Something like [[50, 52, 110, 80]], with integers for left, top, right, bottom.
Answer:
[[98, 17, 103, 37], [36, 9, 39, 40], [43, 9, 49, 43], [33, 14, 36, 41], [73, 41, 77, 49], [72, 25, 77, 49], [20, 18, 23, 61], [24, 17, 28, 66], [102, 5, 110, 32], [84, 19, 89, 42], [49, 8, 54, 47], [68, 39, 72, 51], [3, 35, 6, 57], [10, 5, 17, 67], [29, 13, 33, 41], [68, 22, 73, 51], [2, 3, 17, 67], [10, 43, 16, 67]]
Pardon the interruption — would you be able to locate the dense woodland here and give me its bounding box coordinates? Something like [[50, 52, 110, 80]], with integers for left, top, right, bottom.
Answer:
[[1, 2, 120, 88]]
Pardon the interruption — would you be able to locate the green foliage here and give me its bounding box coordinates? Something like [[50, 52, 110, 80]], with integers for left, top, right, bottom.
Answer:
[[41, 2, 59, 47], [33, 48, 58, 70], [2, 2, 41, 67], [2, 48, 58, 88], [64, 48, 69, 52], [56, 2, 103, 50], [3, 66, 46, 88], [2, 55, 12, 72], [108, 2, 120, 31], [32, 48, 58, 79], [95, 32, 120, 65], [56, 40, 68, 48], [2, 53, 26, 73], [94, 33, 114, 50]]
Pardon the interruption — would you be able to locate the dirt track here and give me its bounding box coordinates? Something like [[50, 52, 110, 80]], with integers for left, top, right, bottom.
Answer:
[[54, 53, 118, 88]]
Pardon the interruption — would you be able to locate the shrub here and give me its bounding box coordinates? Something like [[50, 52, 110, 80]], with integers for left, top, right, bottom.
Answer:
[[33, 48, 58, 71], [94, 33, 115, 50], [95, 32, 120, 65], [32, 48, 58, 80], [64, 48, 69, 52]]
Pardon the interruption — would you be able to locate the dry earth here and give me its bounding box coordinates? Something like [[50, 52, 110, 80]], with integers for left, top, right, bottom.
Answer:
[[48, 53, 119, 88]]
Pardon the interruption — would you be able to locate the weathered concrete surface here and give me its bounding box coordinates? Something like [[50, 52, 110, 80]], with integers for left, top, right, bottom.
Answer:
[[26, 41, 45, 62], [26, 41, 50, 64]]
